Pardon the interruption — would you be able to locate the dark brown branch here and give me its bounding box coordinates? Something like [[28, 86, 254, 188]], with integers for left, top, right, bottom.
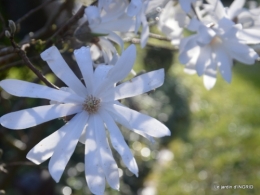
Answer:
[[47, 5, 86, 44], [16, 0, 56, 24], [4, 161, 36, 167], [9, 38, 59, 89], [0, 47, 15, 57]]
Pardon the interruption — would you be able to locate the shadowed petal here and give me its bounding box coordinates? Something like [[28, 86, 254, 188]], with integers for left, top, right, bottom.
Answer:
[[85, 115, 106, 195], [0, 104, 82, 130], [27, 112, 83, 164], [100, 110, 138, 176], [0, 79, 84, 103], [49, 111, 89, 182], [94, 45, 136, 96], [74, 47, 94, 94], [94, 114, 119, 190], [104, 103, 171, 137]]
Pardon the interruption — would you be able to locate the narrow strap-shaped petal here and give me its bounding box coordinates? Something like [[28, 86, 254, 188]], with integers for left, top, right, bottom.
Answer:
[[107, 31, 124, 51], [203, 54, 217, 90], [140, 13, 149, 48], [99, 110, 138, 176], [49, 111, 89, 182], [40, 46, 87, 97], [1, 103, 82, 130], [94, 45, 136, 96], [228, 0, 245, 19], [103, 103, 159, 142], [214, 46, 232, 83], [85, 115, 106, 195], [27, 112, 82, 164], [0, 79, 84, 103], [74, 47, 94, 94], [127, 0, 142, 16], [104, 103, 171, 137], [94, 114, 119, 190], [101, 69, 164, 102]]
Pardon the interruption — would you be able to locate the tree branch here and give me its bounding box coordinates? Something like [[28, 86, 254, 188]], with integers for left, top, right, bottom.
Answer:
[[9, 38, 59, 89]]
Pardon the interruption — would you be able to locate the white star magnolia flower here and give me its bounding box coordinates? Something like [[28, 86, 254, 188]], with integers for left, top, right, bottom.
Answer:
[[179, 17, 259, 90], [203, 0, 260, 44], [158, 1, 188, 46], [0, 44, 170, 195], [127, 0, 165, 48]]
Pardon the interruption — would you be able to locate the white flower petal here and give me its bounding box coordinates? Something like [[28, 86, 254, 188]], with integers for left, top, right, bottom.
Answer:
[[40, 46, 87, 97], [203, 56, 217, 90], [229, 0, 245, 19], [179, 0, 192, 13], [93, 65, 114, 93], [85, 116, 106, 195], [85, 6, 101, 25], [99, 110, 138, 176], [127, 0, 142, 16], [140, 14, 149, 48], [49, 111, 88, 182], [102, 69, 164, 101], [104, 103, 171, 137], [0, 79, 84, 103], [94, 45, 136, 96], [74, 47, 94, 94], [0, 104, 82, 129], [195, 46, 211, 76], [203, 74, 217, 90], [94, 114, 119, 190], [239, 28, 260, 44], [224, 40, 259, 64], [197, 25, 216, 46], [26, 113, 83, 165], [107, 31, 124, 51], [214, 47, 232, 83]]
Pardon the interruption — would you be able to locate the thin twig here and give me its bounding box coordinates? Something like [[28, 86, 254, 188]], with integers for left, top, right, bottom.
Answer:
[[46, 5, 86, 44], [125, 37, 178, 51], [4, 161, 36, 167], [149, 33, 171, 41], [9, 38, 59, 89], [16, 0, 56, 24]]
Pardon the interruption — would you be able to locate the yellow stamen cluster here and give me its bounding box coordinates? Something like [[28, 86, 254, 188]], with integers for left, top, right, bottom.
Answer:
[[83, 95, 101, 114]]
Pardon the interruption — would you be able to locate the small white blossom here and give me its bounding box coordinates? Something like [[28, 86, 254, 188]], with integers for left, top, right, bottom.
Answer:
[[179, 17, 259, 90], [0, 45, 170, 195]]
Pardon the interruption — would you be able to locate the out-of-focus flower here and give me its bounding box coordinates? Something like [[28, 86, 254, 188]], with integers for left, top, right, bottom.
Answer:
[[76, 1, 135, 64], [128, 0, 166, 48], [203, 0, 260, 44], [179, 17, 259, 90], [0, 45, 170, 195], [158, 1, 188, 46]]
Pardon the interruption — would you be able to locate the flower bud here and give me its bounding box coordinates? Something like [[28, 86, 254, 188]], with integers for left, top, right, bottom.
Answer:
[[8, 20, 16, 34], [5, 30, 11, 38]]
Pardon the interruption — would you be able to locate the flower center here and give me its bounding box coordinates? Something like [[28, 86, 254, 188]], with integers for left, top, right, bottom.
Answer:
[[83, 95, 101, 114], [210, 36, 222, 46]]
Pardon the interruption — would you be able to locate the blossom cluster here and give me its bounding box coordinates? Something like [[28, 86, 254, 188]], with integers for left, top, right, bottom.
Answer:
[[0, 0, 260, 194]]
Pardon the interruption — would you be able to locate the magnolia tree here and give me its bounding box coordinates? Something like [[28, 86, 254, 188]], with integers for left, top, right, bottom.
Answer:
[[0, 0, 259, 194]]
